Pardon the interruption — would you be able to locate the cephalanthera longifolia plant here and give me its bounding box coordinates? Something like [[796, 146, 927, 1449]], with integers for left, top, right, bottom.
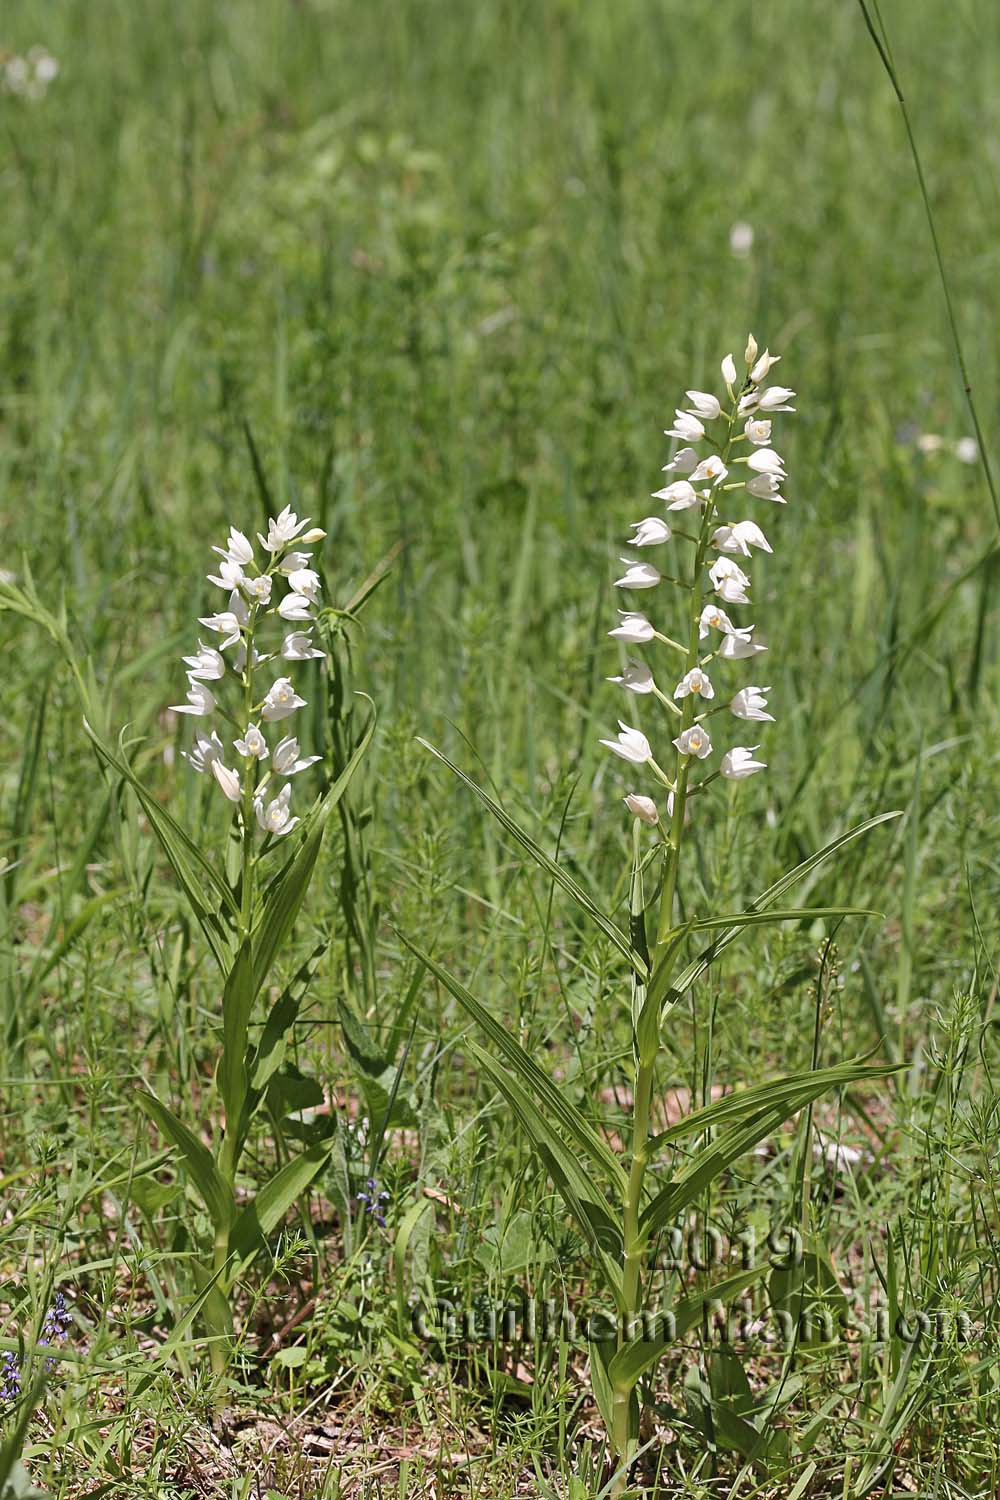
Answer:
[[122, 506, 377, 1374], [404, 338, 902, 1490], [0, 510, 374, 1376]]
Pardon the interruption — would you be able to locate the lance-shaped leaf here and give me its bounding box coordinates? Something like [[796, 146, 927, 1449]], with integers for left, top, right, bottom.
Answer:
[[648, 811, 902, 1014], [135, 1090, 235, 1233], [228, 1141, 333, 1269], [217, 940, 254, 1139], [417, 739, 648, 980], [608, 1266, 765, 1391], [470, 1044, 625, 1309], [398, 931, 627, 1193], [640, 1059, 900, 1237], [252, 705, 374, 994]]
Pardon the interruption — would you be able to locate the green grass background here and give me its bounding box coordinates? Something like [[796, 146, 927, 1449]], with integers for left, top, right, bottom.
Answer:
[[2, 0, 1000, 1494]]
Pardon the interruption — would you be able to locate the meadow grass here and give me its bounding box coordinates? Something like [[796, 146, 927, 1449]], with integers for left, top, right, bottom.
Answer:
[[2, 0, 1000, 1494]]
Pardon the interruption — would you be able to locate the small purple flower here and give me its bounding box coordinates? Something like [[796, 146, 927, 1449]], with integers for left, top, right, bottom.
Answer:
[[356, 1177, 390, 1227], [1, 1350, 20, 1403]]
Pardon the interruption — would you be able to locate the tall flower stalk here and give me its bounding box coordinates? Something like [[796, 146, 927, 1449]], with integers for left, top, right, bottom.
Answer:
[[407, 335, 898, 1490], [602, 336, 791, 1473]]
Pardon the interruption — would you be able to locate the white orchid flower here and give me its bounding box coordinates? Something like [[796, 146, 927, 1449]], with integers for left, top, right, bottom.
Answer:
[[182, 731, 225, 774], [258, 505, 312, 553], [624, 793, 659, 825], [690, 455, 728, 486], [278, 591, 314, 622], [254, 783, 299, 835], [730, 685, 774, 722], [757, 386, 796, 412], [628, 517, 671, 547], [651, 480, 699, 512], [261, 677, 306, 722], [234, 724, 269, 759], [600, 722, 653, 764], [615, 559, 661, 590], [744, 418, 771, 445], [746, 448, 786, 478], [182, 643, 225, 681], [608, 660, 655, 695], [674, 667, 714, 701], [721, 746, 767, 779], [672, 725, 712, 759], [712, 521, 772, 557], [211, 760, 242, 802], [282, 631, 325, 661], [272, 736, 321, 775], [609, 611, 655, 643], [665, 410, 705, 443], [171, 680, 215, 717], [709, 557, 751, 605], [685, 391, 722, 421], [662, 446, 699, 475]]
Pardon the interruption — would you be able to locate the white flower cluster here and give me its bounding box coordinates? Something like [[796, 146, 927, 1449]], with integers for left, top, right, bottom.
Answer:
[[601, 336, 795, 825], [2, 47, 59, 99], [170, 505, 327, 837]]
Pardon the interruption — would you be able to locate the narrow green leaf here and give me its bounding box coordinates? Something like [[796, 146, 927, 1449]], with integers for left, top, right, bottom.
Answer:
[[228, 1141, 333, 1268], [252, 706, 374, 993], [135, 1090, 235, 1233], [650, 811, 902, 1012], [398, 931, 627, 1193], [687, 905, 880, 933], [607, 1267, 765, 1391], [417, 739, 648, 979], [640, 1060, 899, 1236], [471, 1045, 624, 1308], [218, 940, 254, 1137]]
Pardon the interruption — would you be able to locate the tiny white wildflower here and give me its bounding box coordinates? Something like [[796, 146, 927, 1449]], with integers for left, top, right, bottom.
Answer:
[[662, 447, 699, 475], [278, 591, 314, 622], [182, 643, 226, 681], [615, 559, 661, 590], [624, 793, 659, 825], [730, 685, 774, 721], [717, 630, 767, 660], [171, 680, 215, 717], [261, 677, 306, 722], [665, 410, 705, 443], [254, 783, 299, 836], [744, 417, 771, 445], [282, 631, 325, 661], [712, 520, 772, 557], [608, 660, 656, 695], [674, 667, 714, 701], [272, 736, 322, 775], [685, 391, 722, 421], [182, 731, 225, 774], [721, 746, 767, 779], [600, 722, 653, 764], [651, 480, 700, 512], [609, 611, 655, 643], [689, 455, 728, 486], [628, 517, 672, 547], [746, 448, 786, 478], [672, 725, 712, 759], [709, 557, 751, 605], [211, 760, 242, 802], [234, 724, 269, 759]]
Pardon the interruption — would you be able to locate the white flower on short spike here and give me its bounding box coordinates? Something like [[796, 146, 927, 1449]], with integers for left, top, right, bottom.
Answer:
[[608, 660, 655, 695], [628, 517, 671, 547], [674, 667, 714, 701], [750, 349, 780, 383], [718, 630, 767, 660], [712, 521, 772, 557], [600, 722, 653, 764], [244, 574, 273, 605], [183, 643, 225, 681], [278, 551, 313, 575], [207, 558, 245, 591], [744, 418, 771, 445], [171, 680, 215, 717], [747, 448, 786, 478], [757, 386, 796, 412], [746, 473, 786, 502], [211, 760, 242, 802], [288, 567, 321, 602], [254, 783, 299, 836], [651, 480, 699, 512], [721, 746, 767, 779], [665, 410, 705, 442], [272, 735, 322, 775], [199, 611, 243, 649], [259, 506, 312, 554], [182, 731, 225, 774], [278, 591, 314, 621], [662, 447, 699, 475], [699, 603, 744, 639], [672, 725, 712, 759], [721, 353, 737, 387], [282, 631, 325, 661], [615, 560, 660, 590], [731, 685, 774, 722], [685, 391, 722, 421], [609, 612, 655, 643], [234, 723, 269, 759], [213, 528, 255, 567], [624, 793, 659, 825], [709, 558, 751, 605], [690, 455, 728, 486], [261, 677, 306, 722]]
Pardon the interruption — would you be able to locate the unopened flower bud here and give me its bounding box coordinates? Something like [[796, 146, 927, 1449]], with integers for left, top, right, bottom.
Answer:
[[624, 793, 659, 825]]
